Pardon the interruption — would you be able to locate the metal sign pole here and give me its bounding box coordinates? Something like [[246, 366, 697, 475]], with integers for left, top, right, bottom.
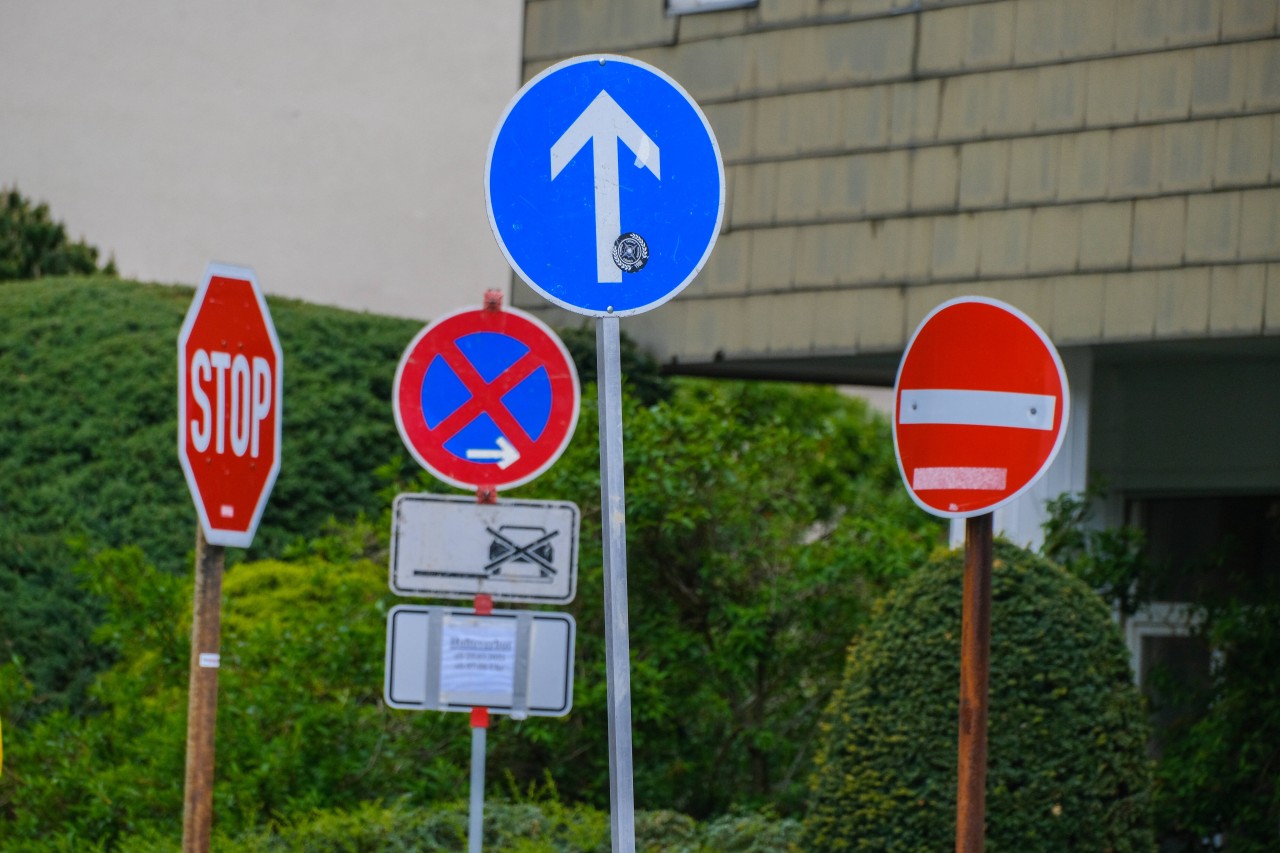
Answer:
[[955, 512, 993, 852], [468, 706, 489, 853], [596, 316, 636, 852], [466, 492, 497, 853], [182, 527, 224, 853]]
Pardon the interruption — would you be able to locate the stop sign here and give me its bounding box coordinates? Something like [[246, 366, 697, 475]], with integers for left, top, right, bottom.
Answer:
[[893, 296, 1068, 519], [177, 264, 283, 547]]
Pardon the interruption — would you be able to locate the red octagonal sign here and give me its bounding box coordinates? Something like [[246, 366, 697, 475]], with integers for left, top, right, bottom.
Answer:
[[893, 297, 1069, 519], [178, 264, 283, 547]]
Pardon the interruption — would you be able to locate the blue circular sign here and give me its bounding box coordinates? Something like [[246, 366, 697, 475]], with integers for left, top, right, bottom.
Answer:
[[486, 54, 725, 317]]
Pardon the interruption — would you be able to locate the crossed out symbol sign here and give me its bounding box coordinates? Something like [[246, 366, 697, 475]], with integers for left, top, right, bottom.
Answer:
[[393, 306, 580, 491], [486, 526, 559, 578]]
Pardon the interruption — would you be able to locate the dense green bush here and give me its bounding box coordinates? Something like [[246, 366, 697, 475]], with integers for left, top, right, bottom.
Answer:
[[497, 378, 938, 817], [1, 545, 468, 846], [1, 277, 937, 840], [0, 540, 800, 849], [101, 801, 797, 852], [1152, 596, 1280, 852], [0, 278, 422, 708], [1042, 491, 1280, 849], [0, 187, 116, 280], [803, 541, 1154, 851], [555, 322, 673, 407]]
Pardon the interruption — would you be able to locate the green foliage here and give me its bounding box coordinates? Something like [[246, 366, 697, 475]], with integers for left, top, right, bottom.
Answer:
[[803, 541, 1154, 851], [1, 545, 802, 849], [1043, 492, 1280, 849], [0, 278, 422, 709], [1041, 488, 1153, 617], [0, 548, 469, 845], [0, 187, 116, 281], [555, 323, 672, 407], [492, 379, 940, 816], [1150, 588, 1280, 851], [107, 801, 796, 852], [1, 277, 937, 837]]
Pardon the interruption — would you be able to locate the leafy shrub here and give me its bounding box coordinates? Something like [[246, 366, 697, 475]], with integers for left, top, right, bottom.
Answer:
[[555, 322, 672, 407], [1041, 488, 1153, 617], [803, 541, 1154, 851], [0, 278, 422, 709], [157, 802, 790, 852], [496, 378, 939, 817], [0, 547, 469, 845], [1, 277, 937, 836], [0, 186, 116, 280], [1043, 492, 1280, 849], [1149, 589, 1280, 851]]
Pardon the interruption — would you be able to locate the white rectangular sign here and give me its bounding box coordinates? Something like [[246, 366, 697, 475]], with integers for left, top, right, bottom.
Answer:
[[390, 494, 579, 604], [384, 605, 575, 717]]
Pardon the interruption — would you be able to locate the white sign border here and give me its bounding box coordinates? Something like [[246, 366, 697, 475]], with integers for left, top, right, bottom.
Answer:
[[892, 295, 1070, 520], [391, 304, 581, 492], [484, 53, 726, 318], [389, 493, 580, 604], [383, 605, 576, 717], [176, 262, 284, 548]]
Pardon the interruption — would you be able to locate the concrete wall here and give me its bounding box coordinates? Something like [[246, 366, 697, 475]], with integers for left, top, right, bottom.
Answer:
[[0, 1, 523, 321], [516, 0, 1280, 373]]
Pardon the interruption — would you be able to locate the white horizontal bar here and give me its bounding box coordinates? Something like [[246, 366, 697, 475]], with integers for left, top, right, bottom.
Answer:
[[913, 467, 1007, 491], [899, 389, 1055, 431]]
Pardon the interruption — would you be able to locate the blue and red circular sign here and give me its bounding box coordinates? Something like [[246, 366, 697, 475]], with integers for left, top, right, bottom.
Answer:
[[394, 305, 580, 491]]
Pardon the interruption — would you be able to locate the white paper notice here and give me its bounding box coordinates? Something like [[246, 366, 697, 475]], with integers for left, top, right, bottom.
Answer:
[[439, 616, 517, 707]]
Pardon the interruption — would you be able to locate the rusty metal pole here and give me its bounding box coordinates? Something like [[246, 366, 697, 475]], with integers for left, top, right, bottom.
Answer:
[[956, 512, 993, 853], [182, 527, 224, 853]]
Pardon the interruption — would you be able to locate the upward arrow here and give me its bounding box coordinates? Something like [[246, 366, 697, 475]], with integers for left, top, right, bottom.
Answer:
[[550, 90, 661, 284]]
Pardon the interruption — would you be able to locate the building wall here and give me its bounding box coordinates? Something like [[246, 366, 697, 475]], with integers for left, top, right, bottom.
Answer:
[[0, 1, 523, 321], [516, 0, 1280, 374], [1092, 346, 1280, 494]]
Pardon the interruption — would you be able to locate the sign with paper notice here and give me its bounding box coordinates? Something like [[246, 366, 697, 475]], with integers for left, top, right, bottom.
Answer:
[[439, 615, 517, 707], [384, 605, 575, 717]]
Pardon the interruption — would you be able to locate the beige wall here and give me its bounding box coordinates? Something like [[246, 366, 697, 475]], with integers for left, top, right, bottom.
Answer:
[[0, 1, 523, 321], [516, 0, 1280, 378]]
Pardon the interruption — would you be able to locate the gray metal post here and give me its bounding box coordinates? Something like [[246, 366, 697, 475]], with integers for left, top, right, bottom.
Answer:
[[596, 316, 636, 852], [468, 715, 487, 853]]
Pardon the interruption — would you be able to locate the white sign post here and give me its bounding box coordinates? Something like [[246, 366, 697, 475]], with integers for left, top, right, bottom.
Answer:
[[384, 606, 575, 717], [384, 604, 576, 853], [388, 294, 582, 853], [487, 55, 724, 853], [390, 494, 579, 604]]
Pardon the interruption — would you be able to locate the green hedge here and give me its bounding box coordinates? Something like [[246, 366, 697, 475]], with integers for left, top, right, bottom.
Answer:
[[803, 542, 1154, 851], [0, 278, 422, 709], [55, 802, 798, 853], [0, 187, 116, 281]]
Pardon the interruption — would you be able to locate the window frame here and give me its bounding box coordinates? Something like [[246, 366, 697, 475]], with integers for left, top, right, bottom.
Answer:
[[667, 0, 757, 15]]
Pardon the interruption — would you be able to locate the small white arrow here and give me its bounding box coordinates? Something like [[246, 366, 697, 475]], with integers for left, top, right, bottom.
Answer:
[[465, 436, 521, 469], [550, 89, 660, 284]]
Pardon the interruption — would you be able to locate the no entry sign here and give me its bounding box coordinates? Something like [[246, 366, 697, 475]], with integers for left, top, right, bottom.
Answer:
[[177, 263, 283, 547], [893, 297, 1068, 518], [393, 305, 580, 492]]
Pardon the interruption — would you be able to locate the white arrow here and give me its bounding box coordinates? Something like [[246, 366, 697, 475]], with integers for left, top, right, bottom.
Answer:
[[550, 90, 660, 284], [465, 436, 521, 469]]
